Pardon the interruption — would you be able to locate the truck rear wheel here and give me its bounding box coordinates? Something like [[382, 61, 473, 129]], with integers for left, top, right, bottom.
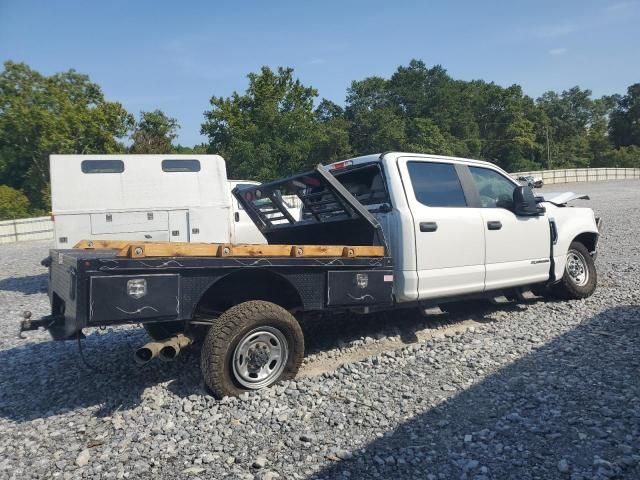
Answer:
[[200, 300, 304, 399], [552, 241, 597, 299]]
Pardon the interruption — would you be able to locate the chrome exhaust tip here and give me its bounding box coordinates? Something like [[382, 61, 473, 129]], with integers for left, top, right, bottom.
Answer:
[[158, 334, 193, 362], [159, 344, 179, 361], [134, 341, 163, 365]]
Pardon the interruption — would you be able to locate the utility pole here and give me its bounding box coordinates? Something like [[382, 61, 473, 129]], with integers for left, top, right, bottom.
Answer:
[[545, 126, 551, 169]]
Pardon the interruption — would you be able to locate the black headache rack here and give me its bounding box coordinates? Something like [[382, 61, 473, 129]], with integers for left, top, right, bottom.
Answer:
[[232, 164, 388, 250]]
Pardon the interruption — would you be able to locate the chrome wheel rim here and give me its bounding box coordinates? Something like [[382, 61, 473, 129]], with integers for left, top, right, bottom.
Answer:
[[566, 250, 589, 287], [232, 326, 288, 389]]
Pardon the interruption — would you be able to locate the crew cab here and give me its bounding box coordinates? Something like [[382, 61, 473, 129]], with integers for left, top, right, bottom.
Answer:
[[22, 152, 601, 398]]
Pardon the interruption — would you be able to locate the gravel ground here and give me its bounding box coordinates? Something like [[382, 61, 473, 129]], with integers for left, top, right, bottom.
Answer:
[[0, 179, 638, 480]]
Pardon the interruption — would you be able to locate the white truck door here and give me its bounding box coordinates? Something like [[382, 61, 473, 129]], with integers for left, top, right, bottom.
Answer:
[[229, 182, 266, 244], [398, 159, 486, 299], [168, 210, 189, 242], [467, 166, 550, 290], [231, 198, 266, 244]]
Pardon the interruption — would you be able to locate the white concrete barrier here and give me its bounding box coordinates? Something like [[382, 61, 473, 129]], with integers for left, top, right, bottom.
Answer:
[[511, 168, 640, 185], [0, 216, 53, 244]]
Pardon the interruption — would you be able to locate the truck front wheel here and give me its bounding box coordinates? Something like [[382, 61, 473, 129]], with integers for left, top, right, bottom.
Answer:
[[552, 241, 597, 299], [200, 300, 304, 399]]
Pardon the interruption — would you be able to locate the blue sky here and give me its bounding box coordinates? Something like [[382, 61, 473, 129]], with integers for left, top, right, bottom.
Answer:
[[1, 0, 638, 146]]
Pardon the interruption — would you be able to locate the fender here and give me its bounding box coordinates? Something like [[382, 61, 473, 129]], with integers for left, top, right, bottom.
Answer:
[[546, 204, 599, 282], [189, 268, 310, 319]]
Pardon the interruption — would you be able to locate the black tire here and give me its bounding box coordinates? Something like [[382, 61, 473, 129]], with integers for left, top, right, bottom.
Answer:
[[143, 321, 184, 341], [201, 300, 304, 399], [552, 241, 597, 299]]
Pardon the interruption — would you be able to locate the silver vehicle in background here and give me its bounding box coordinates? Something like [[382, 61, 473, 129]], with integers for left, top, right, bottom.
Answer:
[[517, 174, 544, 188]]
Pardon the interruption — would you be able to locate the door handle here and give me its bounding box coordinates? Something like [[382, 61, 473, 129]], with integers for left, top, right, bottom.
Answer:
[[234, 212, 240, 222], [487, 221, 502, 230], [419, 222, 438, 232]]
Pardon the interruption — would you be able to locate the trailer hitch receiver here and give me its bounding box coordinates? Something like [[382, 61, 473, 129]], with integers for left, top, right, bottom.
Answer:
[[18, 311, 65, 338]]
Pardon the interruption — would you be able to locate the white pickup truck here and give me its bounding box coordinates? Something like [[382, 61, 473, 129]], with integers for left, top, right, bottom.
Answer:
[[25, 152, 601, 398]]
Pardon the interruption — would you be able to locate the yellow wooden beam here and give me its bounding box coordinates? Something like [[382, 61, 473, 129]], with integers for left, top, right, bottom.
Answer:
[[73, 239, 385, 258]]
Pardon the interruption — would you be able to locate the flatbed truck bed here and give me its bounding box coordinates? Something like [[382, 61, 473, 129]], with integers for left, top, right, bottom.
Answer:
[[37, 243, 393, 341]]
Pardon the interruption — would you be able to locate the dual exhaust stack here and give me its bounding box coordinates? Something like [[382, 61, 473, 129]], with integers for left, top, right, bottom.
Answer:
[[134, 333, 193, 365]]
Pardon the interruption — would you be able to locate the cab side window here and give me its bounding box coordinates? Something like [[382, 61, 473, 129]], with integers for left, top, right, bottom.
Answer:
[[468, 166, 517, 208]]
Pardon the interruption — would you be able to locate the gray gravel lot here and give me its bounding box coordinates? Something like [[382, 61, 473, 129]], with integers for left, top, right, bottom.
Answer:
[[0, 180, 638, 480]]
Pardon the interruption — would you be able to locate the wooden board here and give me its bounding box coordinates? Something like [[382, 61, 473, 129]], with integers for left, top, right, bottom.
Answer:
[[73, 240, 385, 258], [74, 239, 134, 250]]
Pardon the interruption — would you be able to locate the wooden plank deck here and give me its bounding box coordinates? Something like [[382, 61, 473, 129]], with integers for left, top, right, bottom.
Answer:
[[73, 240, 385, 258]]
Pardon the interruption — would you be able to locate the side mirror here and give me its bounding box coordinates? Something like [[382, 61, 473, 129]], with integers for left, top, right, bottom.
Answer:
[[513, 186, 545, 216], [495, 194, 514, 210]]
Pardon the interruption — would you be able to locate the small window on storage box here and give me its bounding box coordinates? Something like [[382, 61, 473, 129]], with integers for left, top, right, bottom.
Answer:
[[81, 160, 124, 174], [161, 159, 201, 172]]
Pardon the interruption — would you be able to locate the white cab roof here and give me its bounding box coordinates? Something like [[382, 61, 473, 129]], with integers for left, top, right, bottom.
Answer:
[[329, 152, 511, 177]]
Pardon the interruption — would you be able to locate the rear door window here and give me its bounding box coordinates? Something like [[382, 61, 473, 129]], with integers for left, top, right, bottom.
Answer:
[[406, 162, 467, 207]]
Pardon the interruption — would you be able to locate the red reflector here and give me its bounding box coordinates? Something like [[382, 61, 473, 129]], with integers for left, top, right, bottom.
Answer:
[[330, 160, 353, 170]]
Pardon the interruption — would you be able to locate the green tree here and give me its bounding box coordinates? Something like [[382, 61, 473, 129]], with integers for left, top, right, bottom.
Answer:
[[130, 109, 179, 154], [536, 87, 614, 168], [172, 143, 208, 154], [610, 84, 640, 148], [345, 69, 457, 156], [387, 62, 478, 157], [311, 99, 352, 164], [588, 96, 618, 166], [201, 66, 349, 180], [475, 83, 541, 171], [0, 61, 133, 209], [342, 60, 638, 171], [405, 117, 452, 155], [345, 77, 401, 154], [344, 60, 544, 168], [0, 184, 30, 220]]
